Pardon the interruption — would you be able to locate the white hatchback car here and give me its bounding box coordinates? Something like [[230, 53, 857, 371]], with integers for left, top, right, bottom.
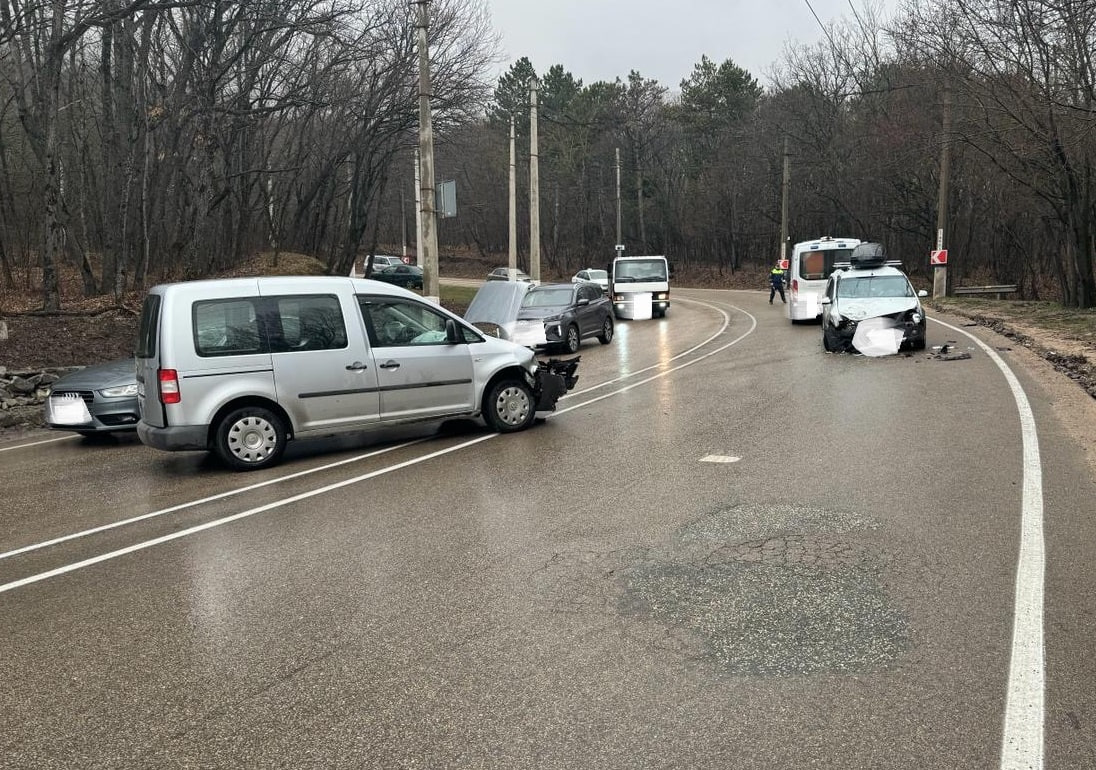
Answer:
[[820, 244, 928, 354], [571, 268, 609, 292]]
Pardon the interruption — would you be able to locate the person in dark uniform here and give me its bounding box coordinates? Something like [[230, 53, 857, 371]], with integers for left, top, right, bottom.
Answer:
[[769, 263, 787, 304]]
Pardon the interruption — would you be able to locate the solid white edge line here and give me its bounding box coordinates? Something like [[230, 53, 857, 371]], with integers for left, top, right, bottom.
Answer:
[[0, 297, 755, 595], [930, 317, 1045, 770], [0, 434, 75, 452]]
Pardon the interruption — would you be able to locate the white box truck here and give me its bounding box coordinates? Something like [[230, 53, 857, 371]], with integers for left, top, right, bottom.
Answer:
[[608, 255, 670, 319]]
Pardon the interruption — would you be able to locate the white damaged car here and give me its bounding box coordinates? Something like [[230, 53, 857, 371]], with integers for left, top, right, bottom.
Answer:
[[820, 244, 928, 355]]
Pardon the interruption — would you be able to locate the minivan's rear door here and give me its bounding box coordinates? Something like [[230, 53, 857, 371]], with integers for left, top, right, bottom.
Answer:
[[266, 294, 381, 434], [135, 292, 164, 427]]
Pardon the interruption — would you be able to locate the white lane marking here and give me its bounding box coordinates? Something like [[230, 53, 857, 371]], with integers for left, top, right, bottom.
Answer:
[[562, 296, 731, 398], [700, 455, 741, 464], [0, 435, 75, 452], [0, 298, 756, 595], [930, 316, 1045, 770], [0, 439, 428, 561]]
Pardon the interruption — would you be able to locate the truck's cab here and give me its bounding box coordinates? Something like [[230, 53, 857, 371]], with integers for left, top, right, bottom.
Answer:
[[608, 255, 670, 319]]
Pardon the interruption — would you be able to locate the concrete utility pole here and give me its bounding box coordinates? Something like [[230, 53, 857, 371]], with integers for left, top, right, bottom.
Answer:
[[413, 0, 439, 300], [529, 78, 541, 282], [933, 83, 952, 299], [413, 150, 422, 266], [615, 147, 622, 250], [780, 135, 791, 263], [508, 115, 517, 280]]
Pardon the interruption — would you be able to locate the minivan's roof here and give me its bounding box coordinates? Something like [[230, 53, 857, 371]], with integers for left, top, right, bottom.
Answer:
[[148, 275, 423, 301]]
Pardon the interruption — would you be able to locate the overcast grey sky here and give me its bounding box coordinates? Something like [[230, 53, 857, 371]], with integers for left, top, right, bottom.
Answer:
[[483, 0, 895, 90]]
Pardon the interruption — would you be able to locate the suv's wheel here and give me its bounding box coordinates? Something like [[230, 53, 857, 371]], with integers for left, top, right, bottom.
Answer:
[[484, 379, 535, 433], [564, 324, 581, 354], [597, 316, 614, 345], [822, 326, 837, 352], [214, 406, 287, 471]]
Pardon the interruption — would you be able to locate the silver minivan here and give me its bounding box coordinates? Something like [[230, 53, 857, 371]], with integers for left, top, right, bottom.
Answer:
[[135, 276, 578, 470]]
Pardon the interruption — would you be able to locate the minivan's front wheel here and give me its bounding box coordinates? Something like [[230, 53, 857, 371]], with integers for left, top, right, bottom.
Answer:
[[484, 379, 535, 433], [215, 406, 287, 471]]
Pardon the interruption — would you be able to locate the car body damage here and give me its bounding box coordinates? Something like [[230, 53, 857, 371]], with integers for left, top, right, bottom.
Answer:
[[464, 280, 533, 341], [464, 281, 580, 411], [820, 246, 928, 356], [533, 357, 580, 411], [832, 298, 924, 356]]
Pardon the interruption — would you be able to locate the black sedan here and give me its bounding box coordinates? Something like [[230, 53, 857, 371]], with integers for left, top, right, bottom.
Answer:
[[514, 282, 614, 353], [44, 358, 140, 434], [371, 264, 423, 290]]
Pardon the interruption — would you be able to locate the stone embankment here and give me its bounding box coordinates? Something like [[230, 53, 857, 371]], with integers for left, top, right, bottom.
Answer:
[[0, 366, 77, 429]]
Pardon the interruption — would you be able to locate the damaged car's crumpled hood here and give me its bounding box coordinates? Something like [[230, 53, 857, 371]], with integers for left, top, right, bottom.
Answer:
[[836, 297, 919, 321], [464, 281, 532, 339]]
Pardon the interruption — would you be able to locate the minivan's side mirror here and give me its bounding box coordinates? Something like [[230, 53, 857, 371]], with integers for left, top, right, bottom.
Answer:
[[445, 318, 462, 344], [917, 289, 928, 297]]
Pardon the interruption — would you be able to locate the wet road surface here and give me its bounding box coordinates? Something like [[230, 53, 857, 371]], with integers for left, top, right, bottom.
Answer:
[[2, 288, 1094, 768]]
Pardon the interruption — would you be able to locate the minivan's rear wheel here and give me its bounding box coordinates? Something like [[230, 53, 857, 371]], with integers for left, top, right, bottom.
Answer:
[[215, 406, 287, 471], [484, 379, 535, 433]]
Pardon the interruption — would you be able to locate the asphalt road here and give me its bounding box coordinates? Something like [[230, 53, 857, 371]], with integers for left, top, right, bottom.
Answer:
[[2, 287, 1094, 769]]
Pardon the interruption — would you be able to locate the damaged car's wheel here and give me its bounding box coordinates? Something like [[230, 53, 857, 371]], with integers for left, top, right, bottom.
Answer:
[[484, 379, 535, 433], [822, 327, 838, 352]]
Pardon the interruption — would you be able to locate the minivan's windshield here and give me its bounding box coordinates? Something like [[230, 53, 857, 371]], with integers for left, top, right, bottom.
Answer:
[[613, 259, 667, 282], [837, 275, 914, 299]]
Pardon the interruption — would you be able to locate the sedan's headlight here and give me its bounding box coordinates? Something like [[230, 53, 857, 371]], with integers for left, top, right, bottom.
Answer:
[[100, 383, 139, 398], [912, 312, 923, 324]]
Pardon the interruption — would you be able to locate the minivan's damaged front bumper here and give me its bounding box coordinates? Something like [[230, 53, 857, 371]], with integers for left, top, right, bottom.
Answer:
[[533, 356, 580, 412]]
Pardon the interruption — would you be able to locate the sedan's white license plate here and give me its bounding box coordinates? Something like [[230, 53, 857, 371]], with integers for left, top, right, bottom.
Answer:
[[48, 395, 92, 425]]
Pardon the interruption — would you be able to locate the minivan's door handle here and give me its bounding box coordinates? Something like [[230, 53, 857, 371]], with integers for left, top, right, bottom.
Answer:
[[346, 361, 368, 371], [379, 360, 401, 370]]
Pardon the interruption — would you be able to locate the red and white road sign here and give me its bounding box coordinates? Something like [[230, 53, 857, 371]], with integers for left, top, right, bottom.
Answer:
[[930, 249, 948, 266], [777, 259, 789, 270]]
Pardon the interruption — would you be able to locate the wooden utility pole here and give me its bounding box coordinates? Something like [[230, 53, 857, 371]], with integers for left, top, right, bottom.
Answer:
[[780, 135, 791, 263], [934, 83, 952, 299], [529, 78, 541, 281], [508, 115, 517, 280], [413, 0, 439, 299]]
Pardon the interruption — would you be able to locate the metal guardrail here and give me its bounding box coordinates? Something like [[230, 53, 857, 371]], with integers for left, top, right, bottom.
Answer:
[[953, 284, 1019, 298]]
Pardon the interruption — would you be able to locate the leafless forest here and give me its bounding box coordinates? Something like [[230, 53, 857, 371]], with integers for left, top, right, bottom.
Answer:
[[1, 0, 1093, 309]]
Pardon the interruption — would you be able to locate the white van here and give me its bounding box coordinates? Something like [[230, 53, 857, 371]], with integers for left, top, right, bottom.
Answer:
[[135, 276, 579, 471], [608, 255, 670, 319], [787, 236, 861, 322]]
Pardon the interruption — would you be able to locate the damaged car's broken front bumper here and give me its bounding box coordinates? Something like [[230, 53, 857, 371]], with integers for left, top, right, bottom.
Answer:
[[533, 356, 580, 411]]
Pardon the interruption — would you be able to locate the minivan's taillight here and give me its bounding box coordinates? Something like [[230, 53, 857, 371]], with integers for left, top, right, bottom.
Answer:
[[791, 278, 799, 298], [159, 369, 181, 404]]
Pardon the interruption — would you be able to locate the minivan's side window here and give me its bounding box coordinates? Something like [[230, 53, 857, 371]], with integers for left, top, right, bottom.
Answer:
[[193, 299, 261, 356], [360, 297, 472, 347], [272, 295, 347, 351]]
